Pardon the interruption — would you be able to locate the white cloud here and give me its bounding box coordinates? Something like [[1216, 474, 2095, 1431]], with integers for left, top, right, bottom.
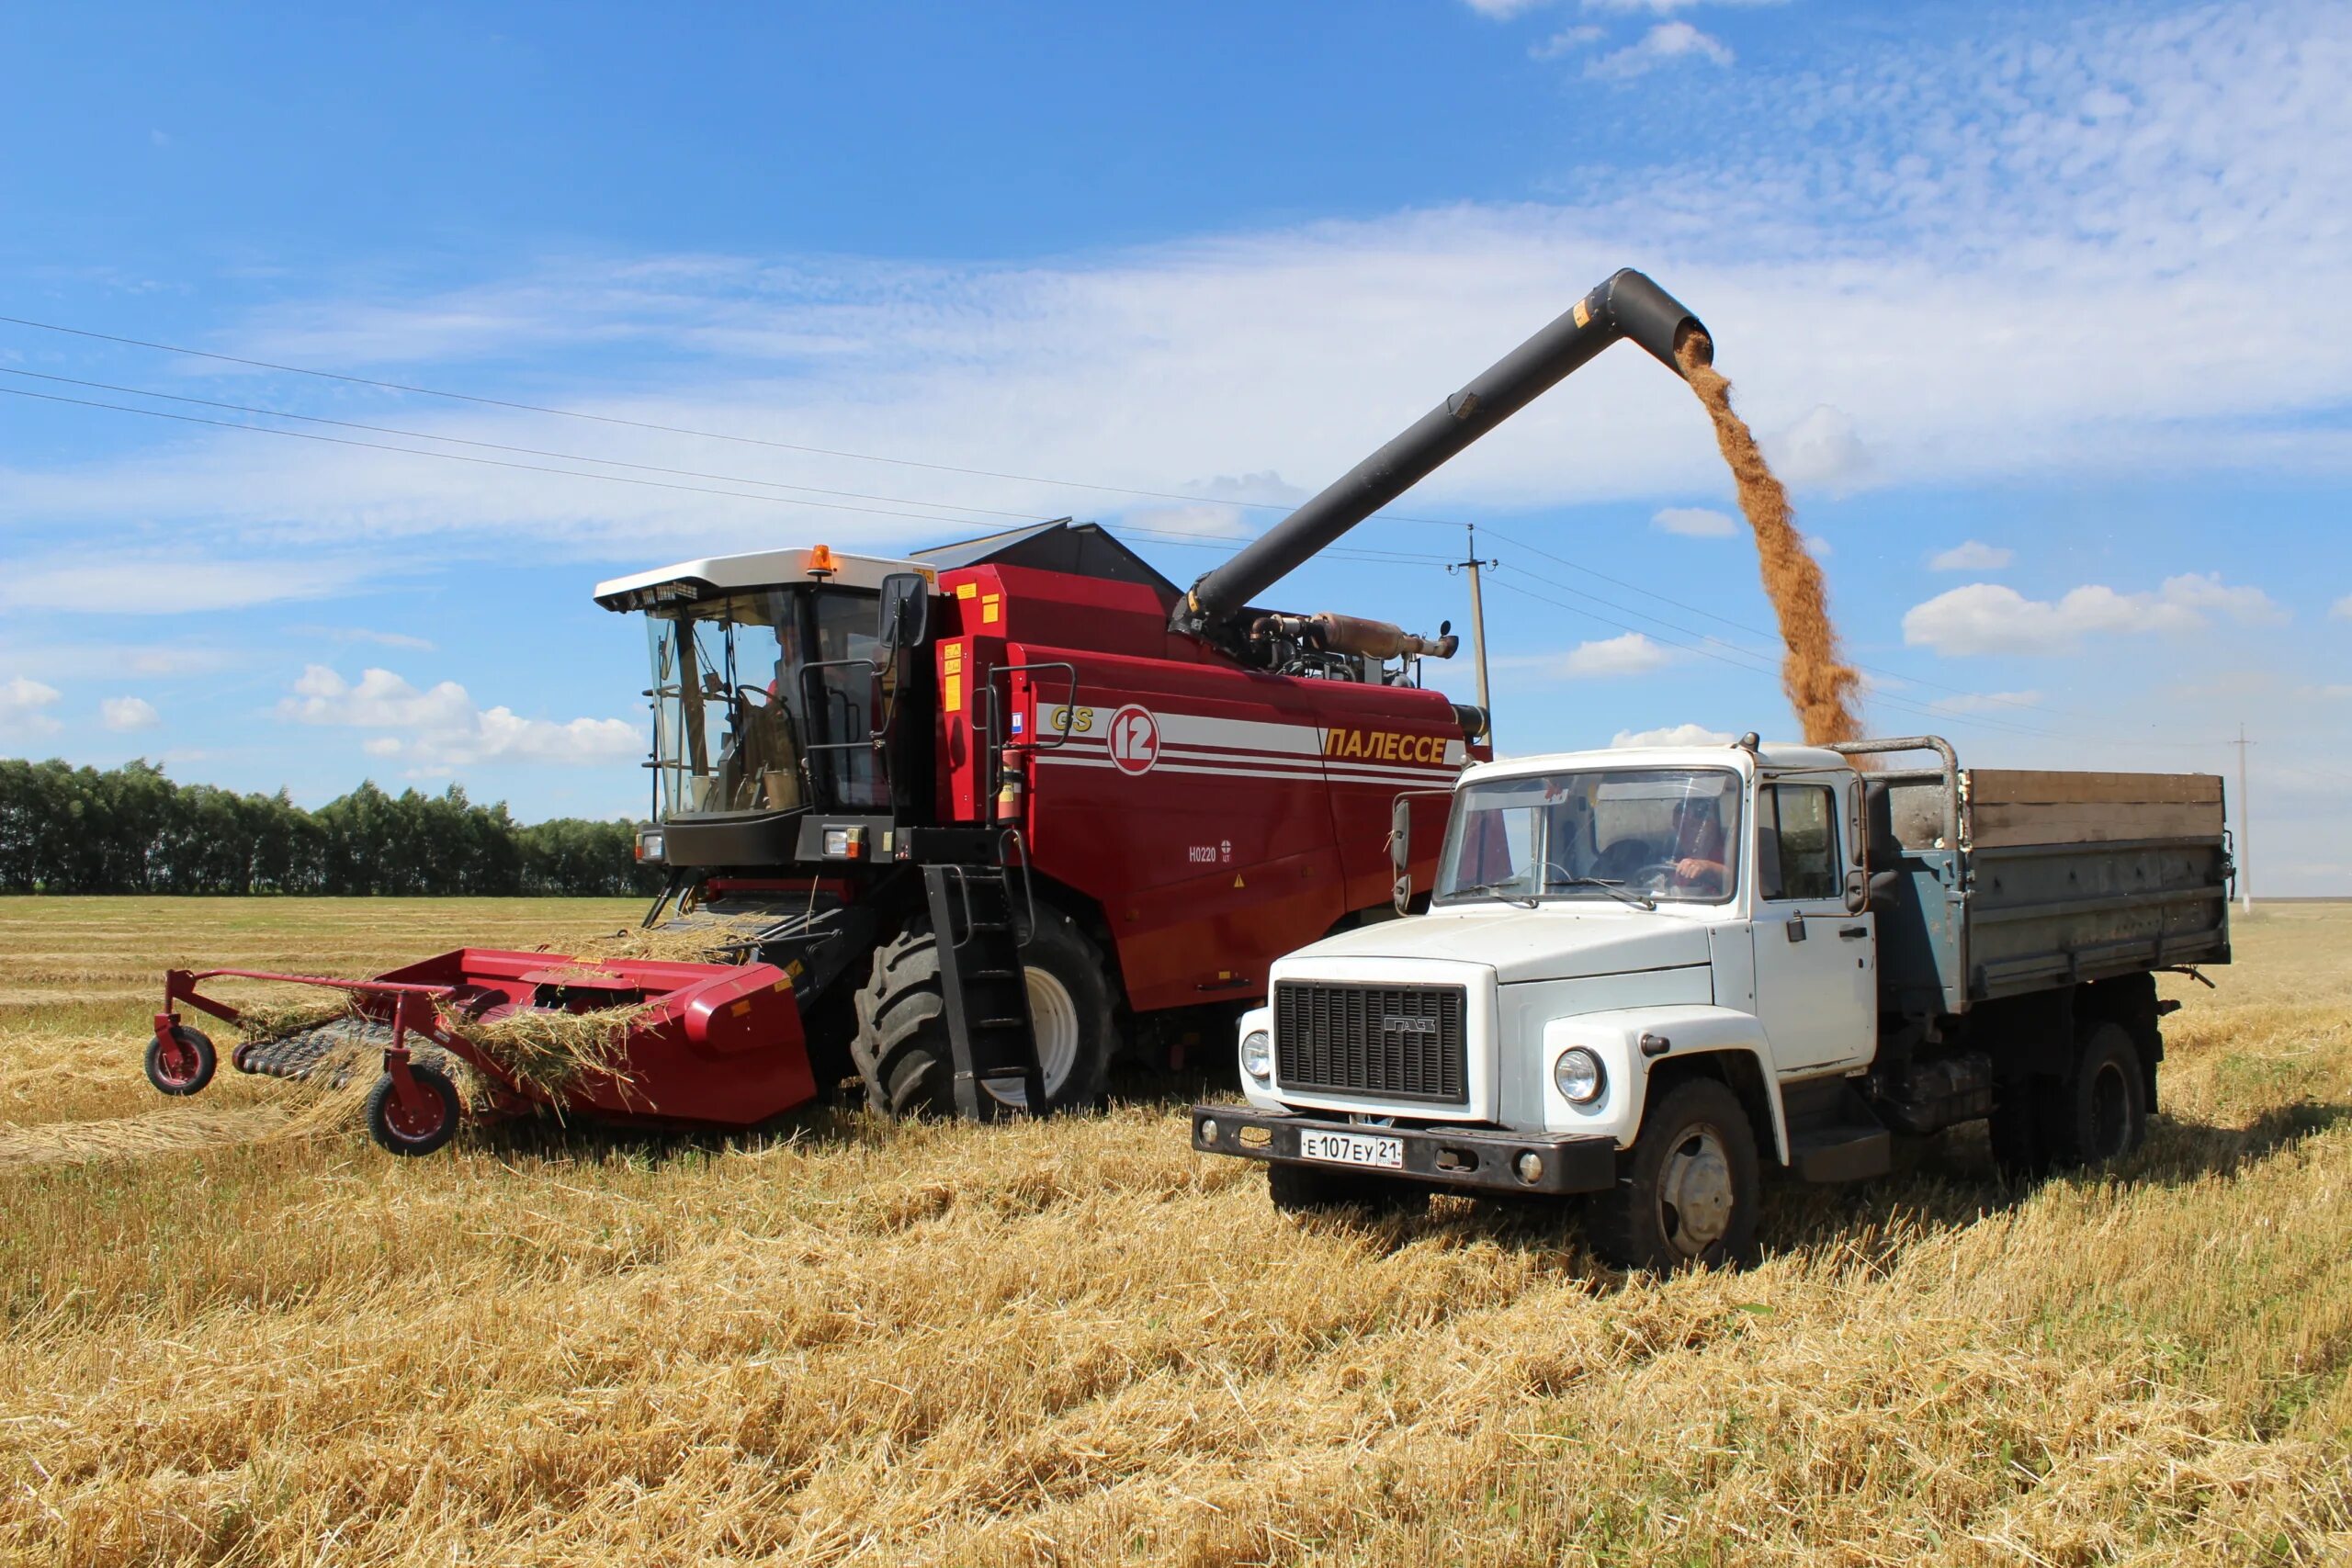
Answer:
[[1804, 533, 1832, 558], [0, 558, 371, 615], [280, 665, 640, 768], [1463, 0, 1555, 16], [1588, 21, 1733, 78], [1582, 0, 1786, 11], [1652, 505, 1736, 537], [0, 3, 2347, 580], [1766, 405, 1870, 490], [99, 695, 160, 732], [0, 677, 62, 739], [2159, 572, 2288, 626], [1611, 722, 1735, 747], [1903, 574, 2286, 656], [311, 626, 437, 652], [1510, 632, 1679, 678], [1531, 24, 1605, 59], [1925, 690, 2044, 715], [2331, 594, 2351, 620], [1120, 470, 1301, 540], [1930, 541, 2015, 572]]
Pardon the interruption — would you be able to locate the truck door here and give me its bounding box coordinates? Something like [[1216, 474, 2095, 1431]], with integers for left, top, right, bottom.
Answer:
[[1749, 776, 1875, 1073]]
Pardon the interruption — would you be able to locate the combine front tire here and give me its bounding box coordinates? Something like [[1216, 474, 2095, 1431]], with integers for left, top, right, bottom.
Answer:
[[1585, 1077, 1759, 1272], [365, 1062, 462, 1156], [852, 905, 1114, 1117], [145, 1025, 217, 1096]]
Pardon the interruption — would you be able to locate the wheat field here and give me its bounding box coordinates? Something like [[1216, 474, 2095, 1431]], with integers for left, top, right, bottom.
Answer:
[[1, 896, 2346, 1565]]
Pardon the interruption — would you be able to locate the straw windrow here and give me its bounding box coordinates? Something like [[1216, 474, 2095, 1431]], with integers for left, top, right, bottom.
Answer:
[[5, 896, 2346, 1562], [446, 1000, 647, 1103]]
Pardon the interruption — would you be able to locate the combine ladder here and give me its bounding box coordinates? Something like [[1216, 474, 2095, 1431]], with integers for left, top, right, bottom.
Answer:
[[921, 864, 1048, 1120]]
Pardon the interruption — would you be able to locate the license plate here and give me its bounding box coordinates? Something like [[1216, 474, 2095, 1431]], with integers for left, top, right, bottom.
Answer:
[[1298, 1129, 1404, 1170]]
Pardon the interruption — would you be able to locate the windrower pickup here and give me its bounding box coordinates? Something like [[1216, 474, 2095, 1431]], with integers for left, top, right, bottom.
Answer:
[[1170, 267, 1708, 646]]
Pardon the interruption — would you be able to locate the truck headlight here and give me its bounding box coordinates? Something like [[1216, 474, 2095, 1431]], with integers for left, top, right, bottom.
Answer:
[[1240, 1029, 1272, 1081], [1554, 1047, 1604, 1105]]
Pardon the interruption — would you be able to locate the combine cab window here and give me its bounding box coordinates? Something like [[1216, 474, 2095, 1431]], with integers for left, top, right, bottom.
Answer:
[[1435, 768, 1742, 906], [645, 586, 883, 818]]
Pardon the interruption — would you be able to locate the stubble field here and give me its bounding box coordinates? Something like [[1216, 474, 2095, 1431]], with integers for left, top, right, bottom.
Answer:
[[2, 896, 2348, 1565]]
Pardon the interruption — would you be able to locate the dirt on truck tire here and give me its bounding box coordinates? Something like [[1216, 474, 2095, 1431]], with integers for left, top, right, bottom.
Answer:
[[851, 904, 1115, 1117]]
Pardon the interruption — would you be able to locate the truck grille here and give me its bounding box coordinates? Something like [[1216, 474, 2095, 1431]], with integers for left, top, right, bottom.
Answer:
[[1272, 981, 1468, 1105]]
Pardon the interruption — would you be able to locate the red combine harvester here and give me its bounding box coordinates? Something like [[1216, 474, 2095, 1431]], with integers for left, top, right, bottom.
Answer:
[[145, 268, 1710, 1152]]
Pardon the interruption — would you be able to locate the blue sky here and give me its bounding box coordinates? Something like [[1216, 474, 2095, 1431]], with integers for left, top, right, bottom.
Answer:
[[4, 1, 2349, 889]]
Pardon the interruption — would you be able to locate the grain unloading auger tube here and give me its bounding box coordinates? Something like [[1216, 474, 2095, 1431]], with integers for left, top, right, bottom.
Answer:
[[145, 949, 813, 1156], [1170, 267, 1709, 648]]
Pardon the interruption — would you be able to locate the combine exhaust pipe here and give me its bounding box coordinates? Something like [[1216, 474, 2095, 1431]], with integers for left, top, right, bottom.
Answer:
[[1170, 267, 1708, 640]]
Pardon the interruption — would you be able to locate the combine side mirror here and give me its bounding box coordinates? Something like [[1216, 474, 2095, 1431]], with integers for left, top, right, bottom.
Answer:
[[1390, 795, 1414, 915], [876, 573, 931, 653]]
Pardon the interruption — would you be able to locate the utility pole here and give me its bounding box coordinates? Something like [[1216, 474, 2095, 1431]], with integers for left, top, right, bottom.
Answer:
[[2234, 723, 2254, 912], [1448, 524, 1498, 743]]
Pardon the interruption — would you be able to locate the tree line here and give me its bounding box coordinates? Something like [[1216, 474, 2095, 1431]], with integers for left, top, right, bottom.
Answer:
[[0, 760, 660, 897]]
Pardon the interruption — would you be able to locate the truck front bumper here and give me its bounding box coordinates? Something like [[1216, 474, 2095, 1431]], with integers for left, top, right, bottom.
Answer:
[[1189, 1104, 1618, 1197]]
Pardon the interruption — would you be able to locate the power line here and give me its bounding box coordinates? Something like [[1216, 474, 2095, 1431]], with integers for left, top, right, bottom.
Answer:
[[0, 310, 1367, 513], [1481, 571, 2111, 747], [1475, 522, 2114, 728], [0, 383, 1035, 532], [0, 378, 2232, 750], [0, 365, 1051, 524], [0, 308, 2267, 749]]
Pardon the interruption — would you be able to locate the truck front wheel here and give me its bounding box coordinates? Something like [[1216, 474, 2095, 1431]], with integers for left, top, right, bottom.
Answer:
[[1585, 1078, 1760, 1271]]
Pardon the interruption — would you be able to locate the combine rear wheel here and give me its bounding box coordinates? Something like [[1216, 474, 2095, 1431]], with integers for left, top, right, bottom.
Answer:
[[852, 904, 1114, 1117], [145, 1025, 217, 1096]]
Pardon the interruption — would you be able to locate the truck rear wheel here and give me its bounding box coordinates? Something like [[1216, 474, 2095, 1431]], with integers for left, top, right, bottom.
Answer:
[[2051, 1022, 2148, 1168], [1585, 1078, 1759, 1271], [1992, 1021, 2149, 1179], [851, 904, 1114, 1117], [1267, 1161, 1431, 1218]]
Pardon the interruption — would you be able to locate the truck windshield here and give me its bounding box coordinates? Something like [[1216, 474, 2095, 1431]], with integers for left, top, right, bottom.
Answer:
[[1434, 767, 1742, 906], [645, 586, 885, 818]]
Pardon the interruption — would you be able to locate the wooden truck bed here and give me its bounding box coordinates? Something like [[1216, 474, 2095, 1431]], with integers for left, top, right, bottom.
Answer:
[[1856, 743, 2232, 1019]]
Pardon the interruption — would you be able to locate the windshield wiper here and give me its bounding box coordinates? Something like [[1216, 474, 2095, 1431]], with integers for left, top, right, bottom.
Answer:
[[1449, 881, 1539, 908], [1543, 875, 1657, 911]]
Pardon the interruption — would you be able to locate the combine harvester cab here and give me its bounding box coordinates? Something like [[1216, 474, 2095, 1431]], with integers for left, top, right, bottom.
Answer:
[[147, 949, 809, 1156]]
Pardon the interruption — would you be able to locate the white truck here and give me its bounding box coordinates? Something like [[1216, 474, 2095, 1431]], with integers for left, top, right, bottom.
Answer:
[[1190, 735, 2232, 1269]]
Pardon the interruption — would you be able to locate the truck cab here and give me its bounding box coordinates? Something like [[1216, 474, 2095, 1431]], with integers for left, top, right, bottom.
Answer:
[[1192, 736, 2229, 1270]]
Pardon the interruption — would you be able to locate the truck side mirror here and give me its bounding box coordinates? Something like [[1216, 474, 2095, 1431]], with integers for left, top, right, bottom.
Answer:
[[1849, 867, 1904, 914], [1390, 795, 1414, 915], [876, 573, 931, 653]]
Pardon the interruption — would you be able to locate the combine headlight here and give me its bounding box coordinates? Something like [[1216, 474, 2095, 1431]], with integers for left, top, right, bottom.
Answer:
[[1553, 1047, 1605, 1105], [1240, 1029, 1272, 1081], [635, 829, 664, 864]]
